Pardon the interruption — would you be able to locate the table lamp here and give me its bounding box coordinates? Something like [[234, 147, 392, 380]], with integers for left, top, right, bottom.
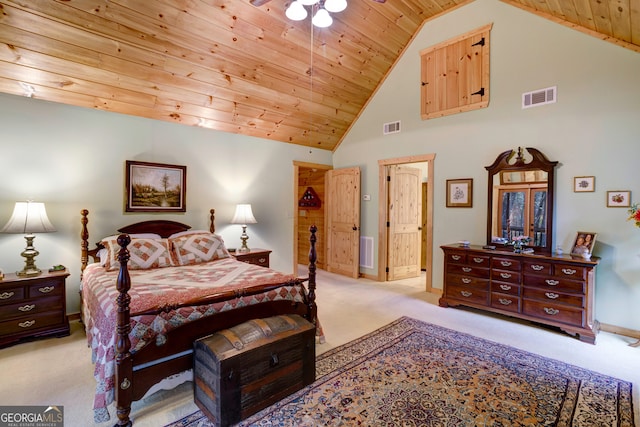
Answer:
[[1, 201, 56, 277], [231, 204, 257, 253]]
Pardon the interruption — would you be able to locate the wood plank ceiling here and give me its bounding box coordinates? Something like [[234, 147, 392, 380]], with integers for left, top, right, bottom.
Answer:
[[0, 0, 638, 152]]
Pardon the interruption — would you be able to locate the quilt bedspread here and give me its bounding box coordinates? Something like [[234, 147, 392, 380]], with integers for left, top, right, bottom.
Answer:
[[81, 259, 304, 422]]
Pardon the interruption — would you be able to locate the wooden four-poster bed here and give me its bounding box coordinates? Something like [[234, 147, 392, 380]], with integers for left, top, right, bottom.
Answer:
[[80, 209, 318, 427]]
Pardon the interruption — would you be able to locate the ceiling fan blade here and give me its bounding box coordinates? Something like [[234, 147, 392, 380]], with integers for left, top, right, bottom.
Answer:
[[250, 0, 272, 6], [371, 0, 386, 2]]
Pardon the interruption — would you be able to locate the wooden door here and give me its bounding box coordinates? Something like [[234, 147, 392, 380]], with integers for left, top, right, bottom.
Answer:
[[421, 182, 428, 270], [326, 167, 360, 278], [387, 165, 422, 280]]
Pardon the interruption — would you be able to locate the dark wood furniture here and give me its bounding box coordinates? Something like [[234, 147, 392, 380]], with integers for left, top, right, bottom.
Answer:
[[0, 270, 70, 347], [80, 208, 318, 427], [231, 248, 271, 267], [440, 244, 599, 343], [486, 147, 558, 253], [194, 314, 315, 426]]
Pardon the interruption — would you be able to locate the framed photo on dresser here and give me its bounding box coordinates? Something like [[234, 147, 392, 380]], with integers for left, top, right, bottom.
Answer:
[[125, 160, 187, 212]]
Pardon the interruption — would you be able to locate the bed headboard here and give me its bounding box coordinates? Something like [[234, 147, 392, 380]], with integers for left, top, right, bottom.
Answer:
[[80, 208, 216, 272]]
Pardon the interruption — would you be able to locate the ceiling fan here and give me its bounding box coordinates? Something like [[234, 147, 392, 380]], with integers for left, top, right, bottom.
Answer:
[[250, 0, 386, 6]]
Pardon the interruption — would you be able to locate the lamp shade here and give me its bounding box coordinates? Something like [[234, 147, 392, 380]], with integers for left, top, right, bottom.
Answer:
[[285, 0, 308, 20], [231, 204, 257, 225], [324, 0, 347, 13], [312, 8, 333, 28], [1, 202, 56, 234]]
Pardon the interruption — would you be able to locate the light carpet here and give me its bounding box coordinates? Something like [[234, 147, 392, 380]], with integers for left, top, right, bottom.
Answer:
[[166, 316, 634, 426]]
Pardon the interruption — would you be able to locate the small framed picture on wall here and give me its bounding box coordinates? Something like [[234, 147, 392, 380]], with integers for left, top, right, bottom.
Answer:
[[446, 178, 473, 208], [574, 176, 595, 192], [606, 190, 631, 208]]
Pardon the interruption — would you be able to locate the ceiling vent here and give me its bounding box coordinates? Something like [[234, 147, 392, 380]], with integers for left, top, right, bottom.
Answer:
[[383, 120, 401, 135], [522, 86, 557, 109]]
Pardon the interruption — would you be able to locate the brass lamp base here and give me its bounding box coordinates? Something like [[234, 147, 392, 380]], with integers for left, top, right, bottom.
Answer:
[[238, 225, 251, 253], [17, 234, 43, 277]]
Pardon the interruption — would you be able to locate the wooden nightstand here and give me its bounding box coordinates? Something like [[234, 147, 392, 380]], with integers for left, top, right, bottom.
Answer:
[[231, 249, 271, 268], [0, 270, 70, 348]]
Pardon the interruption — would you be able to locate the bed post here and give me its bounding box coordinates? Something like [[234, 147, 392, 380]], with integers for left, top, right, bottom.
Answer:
[[209, 208, 216, 233], [81, 209, 89, 274], [307, 225, 317, 326], [114, 234, 133, 427]]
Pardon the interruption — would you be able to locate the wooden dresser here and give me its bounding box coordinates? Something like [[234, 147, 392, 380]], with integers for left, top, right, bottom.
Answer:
[[440, 244, 599, 343], [0, 270, 70, 347]]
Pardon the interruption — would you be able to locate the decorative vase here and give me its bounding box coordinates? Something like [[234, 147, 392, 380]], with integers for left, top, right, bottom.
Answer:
[[512, 241, 522, 253]]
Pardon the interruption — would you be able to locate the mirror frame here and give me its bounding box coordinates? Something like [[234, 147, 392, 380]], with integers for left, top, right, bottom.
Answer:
[[485, 147, 558, 254]]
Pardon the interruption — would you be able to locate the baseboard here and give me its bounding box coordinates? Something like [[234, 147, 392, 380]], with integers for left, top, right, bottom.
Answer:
[[600, 323, 640, 340], [67, 312, 81, 322]]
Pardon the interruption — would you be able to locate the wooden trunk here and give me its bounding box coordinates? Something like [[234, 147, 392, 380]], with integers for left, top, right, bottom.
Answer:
[[194, 314, 316, 426]]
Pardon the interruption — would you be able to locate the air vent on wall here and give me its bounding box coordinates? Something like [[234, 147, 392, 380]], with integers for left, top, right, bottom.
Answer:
[[522, 86, 557, 109], [359, 236, 374, 269], [383, 120, 401, 135]]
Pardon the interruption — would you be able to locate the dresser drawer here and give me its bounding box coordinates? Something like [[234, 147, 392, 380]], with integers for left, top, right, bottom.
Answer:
[[0, 296, 63, 321], [0, 311, 65, 336], [447, 274, 489, 290], [491, 269, 520, 284], [445, 252, 467, 264], [522, 300, 584, 327], [0, 286, 25, 305], [446, 284, 489, 305], [490, 293, 521, 313], [523, 276, 585, 294], [523, 261, 552, 275], [491, 282, 520, 295], [447, 264, 490, 279], [553, 264, 587, 281], [522, 288, 584, 308], [491, 257, 521, 271]]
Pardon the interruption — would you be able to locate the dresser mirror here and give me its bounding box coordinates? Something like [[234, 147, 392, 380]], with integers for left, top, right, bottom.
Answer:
[[485, 147, 558, 253]]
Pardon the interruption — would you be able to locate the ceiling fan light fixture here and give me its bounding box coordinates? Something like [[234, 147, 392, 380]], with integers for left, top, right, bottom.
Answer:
[[324, 0, 347, 13], [312, 8, 333, 27], [286, 0, 308, 20]]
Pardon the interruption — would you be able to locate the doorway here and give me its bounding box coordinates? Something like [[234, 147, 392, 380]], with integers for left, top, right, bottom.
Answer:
[[378, 154, 435, 292]]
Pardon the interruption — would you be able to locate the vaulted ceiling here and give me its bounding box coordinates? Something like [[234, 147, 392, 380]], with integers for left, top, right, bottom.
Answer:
[[0, 1, 638, 151]]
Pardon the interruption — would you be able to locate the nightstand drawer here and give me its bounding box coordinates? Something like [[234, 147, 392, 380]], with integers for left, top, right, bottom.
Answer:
[[0, 286, 25, 305], [0, 296, 63, 321], [0, 311, 65, 336], [231, 249, 271, 268]]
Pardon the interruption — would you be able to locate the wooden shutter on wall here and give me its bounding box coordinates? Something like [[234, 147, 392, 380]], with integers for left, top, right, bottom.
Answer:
[[420, 24, 492, 120]]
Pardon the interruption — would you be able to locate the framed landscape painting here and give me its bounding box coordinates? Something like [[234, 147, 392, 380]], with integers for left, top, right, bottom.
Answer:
[[125, 160, 186, 212]]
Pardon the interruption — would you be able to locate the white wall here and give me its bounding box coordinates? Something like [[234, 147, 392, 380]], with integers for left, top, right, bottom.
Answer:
[[0, 95, 332, 314], [334, 0, 640, 330]]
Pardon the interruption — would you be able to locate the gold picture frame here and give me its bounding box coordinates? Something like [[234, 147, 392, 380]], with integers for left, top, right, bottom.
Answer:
[[125, 160, 187, 212], [446, 178, 473, 208], [574, 176, 595, 192], [606, 190, 631, 208]]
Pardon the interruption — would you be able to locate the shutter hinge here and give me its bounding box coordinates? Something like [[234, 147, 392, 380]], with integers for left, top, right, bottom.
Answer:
[[385, 267, 389, 273], [472, 37, 485, 47], [387, 175, 391, 182], [471, 88, 485, 97], [386, 221, 390, 227]]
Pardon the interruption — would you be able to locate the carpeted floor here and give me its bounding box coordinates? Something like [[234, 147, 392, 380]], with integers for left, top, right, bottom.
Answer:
[[166, 316, 635, 427]]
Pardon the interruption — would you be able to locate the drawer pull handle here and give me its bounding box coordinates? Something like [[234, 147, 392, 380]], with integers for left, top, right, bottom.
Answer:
[[500, 285, 512, 291], [0, 291, 15, 300], [500, 273, 511, 279], [531, 265, 544, 271], [461, 278, 471, 284], [38, 286, 55, 293], [545, 292, 559, 299], [545, 279, 559, 286], [462, 267, 472, 272], [473, 257, 484, 263], [460, 291, 472, 297], [500, 261, 512, 267], [19, 320, 36, 328], [561, 268, 577, 275], [498, 298, 513, 305], [543, 307, 559, 315], [451, 255, 461, 261], [258, 258, 266, 263], [18, 304, 36, 312]]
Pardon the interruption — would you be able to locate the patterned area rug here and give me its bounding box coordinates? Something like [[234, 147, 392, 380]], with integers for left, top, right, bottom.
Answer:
[[166, 316, 634, 426]]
